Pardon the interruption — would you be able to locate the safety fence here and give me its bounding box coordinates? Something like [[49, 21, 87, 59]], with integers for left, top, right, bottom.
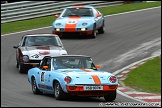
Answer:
[[1, 1, 124, 23]]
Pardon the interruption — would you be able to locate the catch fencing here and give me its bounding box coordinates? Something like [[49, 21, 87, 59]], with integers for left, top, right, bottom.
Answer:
[[1, 1, 124, 23]]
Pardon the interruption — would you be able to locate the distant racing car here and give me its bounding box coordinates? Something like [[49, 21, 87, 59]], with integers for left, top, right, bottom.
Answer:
[[28, 55, 118, 101], [13, 34, 68, 73], [52, 5, 105, 38]]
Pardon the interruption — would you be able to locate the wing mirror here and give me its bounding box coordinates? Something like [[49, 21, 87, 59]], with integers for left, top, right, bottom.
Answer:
[[95, 65, 100, 69], [96, 14, 101, 17], [43, 66, 48, 69], [55, 14, 60, 18], [13, 45, 19, 49], [43, 66, 48, 70]]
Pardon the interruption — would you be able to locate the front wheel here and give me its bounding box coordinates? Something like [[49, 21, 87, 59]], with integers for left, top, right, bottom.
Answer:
[[104, 90, 116, 102], [54, 81, 67, 100], [32, 77, 42, 94], [18, 63, 26, 73], [90, 24, 97, 38]]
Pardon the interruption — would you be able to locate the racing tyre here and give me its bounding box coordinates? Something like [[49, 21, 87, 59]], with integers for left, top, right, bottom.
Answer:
[[98, 22, 105, 34], [16, 61, 19, 68], [58, 34, 64, 39], [54, 81, 67, 100], [32, 77, 42, 94], [104, 90, 116, 102], [90, 24, 97, 38], [18, 63, 25, 73]]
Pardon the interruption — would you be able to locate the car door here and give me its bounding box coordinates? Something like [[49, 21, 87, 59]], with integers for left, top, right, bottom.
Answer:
[[37, 57, 53, 92], [93, 8, 102, 29], [43, 58, 54, 92], [96, 9, 104, 27]]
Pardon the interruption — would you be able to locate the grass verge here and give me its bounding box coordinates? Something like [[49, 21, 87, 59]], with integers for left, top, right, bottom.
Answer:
[[1, 1, 161, 35], [122, 56, 161, 94]]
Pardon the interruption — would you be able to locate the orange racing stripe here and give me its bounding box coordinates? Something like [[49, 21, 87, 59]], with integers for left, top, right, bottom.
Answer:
[[72, 5, 85, 8], [65, 16, 82, 32], [80, 68, 101, 84]]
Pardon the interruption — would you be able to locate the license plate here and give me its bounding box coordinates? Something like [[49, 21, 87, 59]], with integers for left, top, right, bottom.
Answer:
[[84, 86, 103, 90]]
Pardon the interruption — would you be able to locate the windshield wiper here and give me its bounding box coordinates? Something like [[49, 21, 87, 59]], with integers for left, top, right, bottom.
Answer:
[[68, 14, 80, 16], [47, 45, 62, 47], [81, 15, 91, 16]]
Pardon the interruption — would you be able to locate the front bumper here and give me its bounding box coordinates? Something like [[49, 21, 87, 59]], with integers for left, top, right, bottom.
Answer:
[[66, 85, 118, 96], [20, 60, 41, 68], [52, 30, 93, 36]]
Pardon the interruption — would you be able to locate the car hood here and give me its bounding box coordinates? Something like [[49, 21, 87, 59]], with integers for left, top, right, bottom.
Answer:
[[59, 69, 118, 85], [53, 16, 94, 27], [21, 46, 67, 60]]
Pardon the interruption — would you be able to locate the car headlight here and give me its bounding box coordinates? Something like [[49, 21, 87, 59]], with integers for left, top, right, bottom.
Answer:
[[22, 55, 29, 62], [109, 76, 117, 83], [82, 23, 87, 26], [64, 76, 71, 84], [56, 23, 61, 26], [81, 28, 86, 31], [55, 28, 60, 31]]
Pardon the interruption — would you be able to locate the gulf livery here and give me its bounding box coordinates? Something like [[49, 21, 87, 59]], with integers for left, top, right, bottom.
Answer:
[[28, 55, 118, 101], [52, 5, 105, 38]]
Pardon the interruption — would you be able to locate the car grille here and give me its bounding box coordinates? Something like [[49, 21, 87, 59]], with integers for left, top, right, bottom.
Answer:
[[29, 60, 41, 64]]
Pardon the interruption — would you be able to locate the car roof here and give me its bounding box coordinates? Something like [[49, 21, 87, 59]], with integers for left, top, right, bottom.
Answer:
[[24, 34, 59, 37], [66, 5, 95, 9], [45, 55, 91, 58]]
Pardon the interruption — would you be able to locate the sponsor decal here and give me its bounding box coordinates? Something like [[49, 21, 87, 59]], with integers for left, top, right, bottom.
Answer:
[[38, 84, 53, 90], [31, 54, 41, 58]]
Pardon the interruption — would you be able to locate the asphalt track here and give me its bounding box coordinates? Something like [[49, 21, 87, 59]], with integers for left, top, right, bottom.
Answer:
[[1, 7, 161, 107]]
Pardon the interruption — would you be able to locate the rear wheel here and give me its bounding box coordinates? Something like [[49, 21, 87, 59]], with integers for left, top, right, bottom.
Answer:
[[54, 81, 67, 100], [104, 90, 116, 102], [98, 22, 105, 34]]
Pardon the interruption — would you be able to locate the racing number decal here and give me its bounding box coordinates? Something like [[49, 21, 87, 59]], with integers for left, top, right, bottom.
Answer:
[[66, 20, 77, 24], [65, 16, 81, 32], [41, 72, 45, 82], [31, 54, 41, 58]]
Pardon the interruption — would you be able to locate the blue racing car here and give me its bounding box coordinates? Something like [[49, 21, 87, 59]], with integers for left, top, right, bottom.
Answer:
[[52, 5, 105, 38], [28, 55, 118, 101]]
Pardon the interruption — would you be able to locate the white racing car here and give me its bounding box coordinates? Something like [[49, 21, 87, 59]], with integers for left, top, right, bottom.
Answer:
[[13, 34, 68, 73]]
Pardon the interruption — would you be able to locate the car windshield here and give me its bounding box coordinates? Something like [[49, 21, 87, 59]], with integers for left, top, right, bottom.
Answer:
[[62, 8, 93, 17], [22, 36, 62, 47], [53, 56, 97, 70]]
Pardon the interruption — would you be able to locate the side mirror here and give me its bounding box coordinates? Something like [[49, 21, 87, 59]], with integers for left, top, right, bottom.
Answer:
[[43, 65, 48, 69], [13, 45, 18, 49], [96, 14, 101, 18], [95, 65, 100, 69], [55, 14, 60, 18]]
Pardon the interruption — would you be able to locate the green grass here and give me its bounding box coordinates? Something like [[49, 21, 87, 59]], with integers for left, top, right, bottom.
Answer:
[[1, 1, 161, 35], [122, 56, 161, 94], [98, 1, 161, 15]]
